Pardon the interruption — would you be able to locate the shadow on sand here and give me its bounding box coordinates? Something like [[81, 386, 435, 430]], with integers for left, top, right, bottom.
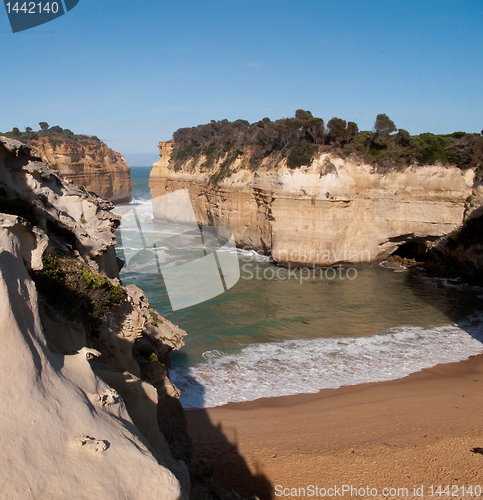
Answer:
[[172, 363, 273, 500]]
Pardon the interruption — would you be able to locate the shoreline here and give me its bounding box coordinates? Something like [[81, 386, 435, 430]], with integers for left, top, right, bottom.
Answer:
[[185, 354, 483, 499]]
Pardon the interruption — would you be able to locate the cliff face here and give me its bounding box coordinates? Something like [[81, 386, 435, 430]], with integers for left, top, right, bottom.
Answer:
[[425, 203, 483, 284], [150, 141, 476, 266], [0, 136, 188, 499], [30, 136, 132, 204]]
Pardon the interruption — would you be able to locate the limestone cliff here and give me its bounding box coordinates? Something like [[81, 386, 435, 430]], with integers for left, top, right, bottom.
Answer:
[[29, 136, 132, 203], [0, 136, 187, 499], [150, 140, 476, 266]]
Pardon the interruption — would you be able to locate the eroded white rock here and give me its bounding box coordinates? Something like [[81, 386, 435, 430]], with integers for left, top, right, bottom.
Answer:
[[0, 225, 187, 500]]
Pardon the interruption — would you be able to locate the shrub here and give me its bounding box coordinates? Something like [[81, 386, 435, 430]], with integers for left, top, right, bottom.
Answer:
[[415, 133, 452, 165], [396, 129, 411, 147], [139, 346, 159, 362], [48, 138, 62, 148], [32, 254, 125, 321], [287, 142, 317, 169]]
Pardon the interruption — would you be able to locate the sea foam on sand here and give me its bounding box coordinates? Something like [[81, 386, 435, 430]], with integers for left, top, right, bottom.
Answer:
[[171, 321, 483, 408]]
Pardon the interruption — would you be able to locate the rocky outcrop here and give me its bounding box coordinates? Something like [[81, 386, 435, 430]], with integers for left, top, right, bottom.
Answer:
[[0, 136, 188, 499], [29, 136, 132, 203], [422, 169, 483, 283], [424, 204, 483, 284], [150, 141, 476, 266]]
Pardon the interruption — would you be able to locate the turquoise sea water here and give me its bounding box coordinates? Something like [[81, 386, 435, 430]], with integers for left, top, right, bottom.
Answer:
[[116, 167, 483, 408]]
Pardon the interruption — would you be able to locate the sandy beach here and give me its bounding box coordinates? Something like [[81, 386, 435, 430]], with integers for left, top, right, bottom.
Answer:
[[186, 355, 483, 499]]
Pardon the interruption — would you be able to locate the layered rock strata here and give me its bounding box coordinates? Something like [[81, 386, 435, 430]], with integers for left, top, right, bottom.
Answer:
[[30, 136, 132, 203], [0, 136, 187, 499], [150, 141, 476, 266]]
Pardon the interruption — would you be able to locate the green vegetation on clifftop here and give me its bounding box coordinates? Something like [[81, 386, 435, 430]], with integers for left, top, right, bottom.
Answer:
[[169, 111, 483, 183], [1, 123, 101, 149]]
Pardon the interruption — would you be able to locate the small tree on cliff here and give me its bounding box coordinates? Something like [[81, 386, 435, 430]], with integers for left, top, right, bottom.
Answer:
[[396, 128, 411, 147], [295, 109, 313, 120], [327, 117, 348, 144], [39, 122, 49, 131], [373, 114, 396, 135], [347, 121, 359, 137], [25, 127, 33, 140]]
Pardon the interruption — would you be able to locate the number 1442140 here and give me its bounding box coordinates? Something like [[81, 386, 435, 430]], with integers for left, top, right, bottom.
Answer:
[[5, 2, 60, 14]]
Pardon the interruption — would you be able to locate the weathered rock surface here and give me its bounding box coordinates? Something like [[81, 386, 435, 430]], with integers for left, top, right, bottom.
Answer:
[[29, 136, 132, 203], [425, 204, 483, 284], [0, 136, 188, 499], [150, 141, 477, 266]]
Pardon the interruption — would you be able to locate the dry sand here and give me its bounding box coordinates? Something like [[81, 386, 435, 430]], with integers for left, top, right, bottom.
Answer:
[[186, 355, 483, 499]]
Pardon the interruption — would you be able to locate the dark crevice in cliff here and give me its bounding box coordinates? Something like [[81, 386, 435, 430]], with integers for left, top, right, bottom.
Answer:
[[424, 208, 483, 285], [382, 206, 483, 285], [383, 237, 439, 269]]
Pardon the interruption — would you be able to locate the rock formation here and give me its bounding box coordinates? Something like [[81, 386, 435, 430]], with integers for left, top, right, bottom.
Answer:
[[424, 175, 483, 284], [150, 140, 477, 266], [0, 136, 187, 499], [29, 136, 132, 203]]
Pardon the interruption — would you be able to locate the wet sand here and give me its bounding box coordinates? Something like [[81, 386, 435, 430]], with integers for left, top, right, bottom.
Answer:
[[186, 354, 483, 499]]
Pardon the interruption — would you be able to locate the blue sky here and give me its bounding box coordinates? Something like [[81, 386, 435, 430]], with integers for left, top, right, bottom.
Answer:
[[1, 0, 482, 165]]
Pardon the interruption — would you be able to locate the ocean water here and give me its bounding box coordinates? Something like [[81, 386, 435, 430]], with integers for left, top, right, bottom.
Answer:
[[115, 167, 483, 408]]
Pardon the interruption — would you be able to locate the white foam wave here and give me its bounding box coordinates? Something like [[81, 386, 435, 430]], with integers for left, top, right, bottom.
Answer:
[[236, 248, 272, 263], [170, 322, 483, 408], [129, 196, 152, 206]]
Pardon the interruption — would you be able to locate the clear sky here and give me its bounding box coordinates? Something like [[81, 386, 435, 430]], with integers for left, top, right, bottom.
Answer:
[[1, 0, 482, 166]]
